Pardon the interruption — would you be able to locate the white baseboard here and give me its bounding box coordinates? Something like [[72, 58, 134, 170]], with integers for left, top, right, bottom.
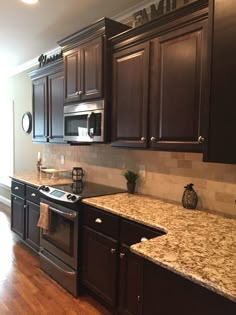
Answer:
[[0, 196, 11, 208]]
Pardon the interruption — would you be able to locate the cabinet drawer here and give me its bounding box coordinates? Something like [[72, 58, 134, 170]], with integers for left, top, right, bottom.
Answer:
[[83, 205, 119, 239], [120, 219, 164, 246], [25, 185, 40, 204], [11, 180, 25, 198]]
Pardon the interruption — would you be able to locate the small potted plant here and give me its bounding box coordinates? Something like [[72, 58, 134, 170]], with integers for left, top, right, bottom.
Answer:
[[124, 170, 139, 194]]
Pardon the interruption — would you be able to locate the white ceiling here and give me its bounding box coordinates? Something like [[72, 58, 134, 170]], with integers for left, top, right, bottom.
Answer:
[[0, 0, 149, 74]]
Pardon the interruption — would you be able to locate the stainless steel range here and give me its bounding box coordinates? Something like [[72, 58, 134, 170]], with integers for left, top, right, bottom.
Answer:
[[38, 182, 123, 297]]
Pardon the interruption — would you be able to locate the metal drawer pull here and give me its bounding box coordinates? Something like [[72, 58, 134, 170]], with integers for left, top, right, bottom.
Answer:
[[141, 237, 148, 242], [95, 218, 102, 224], [31, 193, 36, 197], [110, 248, 116, 254], [14, 186, 19, 190], [120, 253, 125, 259], [138, 295, 141, 302]]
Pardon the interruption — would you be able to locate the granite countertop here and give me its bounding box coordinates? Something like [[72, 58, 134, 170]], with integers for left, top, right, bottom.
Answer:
[[11, 172, 73, 187], [82, 193, 236, 303]]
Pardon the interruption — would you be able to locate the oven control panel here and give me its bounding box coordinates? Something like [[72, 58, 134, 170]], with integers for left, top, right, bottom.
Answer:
[[39, 185, 80, 203]]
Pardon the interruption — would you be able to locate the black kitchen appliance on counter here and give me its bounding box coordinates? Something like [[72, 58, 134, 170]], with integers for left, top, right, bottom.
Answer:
[[38, 182, 124, 296]]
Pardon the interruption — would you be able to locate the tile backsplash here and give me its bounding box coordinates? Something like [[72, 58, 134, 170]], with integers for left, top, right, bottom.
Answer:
[[42, 145, 236, 216]]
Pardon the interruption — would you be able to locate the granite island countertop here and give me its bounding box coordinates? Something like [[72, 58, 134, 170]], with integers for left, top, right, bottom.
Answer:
[[82, 193, 236, 303], [11, 172, 73, 187]]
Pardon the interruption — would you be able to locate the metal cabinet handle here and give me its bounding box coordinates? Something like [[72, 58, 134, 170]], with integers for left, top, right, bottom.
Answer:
[[110, 248, 116, 254], [75, 91, 79, 96], [14, 186, 19, 190], [141, 237, 148, 242], [78, 90, 83, 95], [24, 205, 27, 209], [120, 253, 125, 259], [95, 218, 102, 224], [138, 295, 141, 302], [150, 137, 156, 142], [198, 136, 205, 144], [141, 137, 146, 141]]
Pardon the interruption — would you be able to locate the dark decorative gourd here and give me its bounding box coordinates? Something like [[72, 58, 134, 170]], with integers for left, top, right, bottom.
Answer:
[[182, 183, 198, 209]]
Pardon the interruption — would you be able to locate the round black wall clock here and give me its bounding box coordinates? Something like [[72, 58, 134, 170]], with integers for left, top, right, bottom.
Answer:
[[22, 112, 32, 134]]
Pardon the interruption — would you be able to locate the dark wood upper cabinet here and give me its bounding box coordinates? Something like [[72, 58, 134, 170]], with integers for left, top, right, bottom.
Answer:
[[64, 37, 103, 103], [32, 77, 48, 142], [112, 43, 149, 148], [48, 71, 64, 143], [110, 0, 209, 152], [29, 60, 65, 144], [149, 19, 208, 152], [58, 18, 130, 105], [64, 49, 80, 103], [203, 0, 236, 164]]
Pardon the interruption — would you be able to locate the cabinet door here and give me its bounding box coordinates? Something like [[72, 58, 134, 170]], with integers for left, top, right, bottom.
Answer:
[[11, 195, 25, 238], [81, 37, 103, 101], [32, 77, 48, 142], [48, 71, 64, 143], [204, 0, 236, 164], [112, 42, 149, 148], [149, 19, 208, 152], [82, 226, 118, 307], [143, 260, 236, 315], [25, 201, 40, 252], [64, 48, 81, 103], [118, 245, 143, 315]]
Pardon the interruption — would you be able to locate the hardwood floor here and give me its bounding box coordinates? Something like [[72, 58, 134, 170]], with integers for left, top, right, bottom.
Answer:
[[0, 202, 112, 315]]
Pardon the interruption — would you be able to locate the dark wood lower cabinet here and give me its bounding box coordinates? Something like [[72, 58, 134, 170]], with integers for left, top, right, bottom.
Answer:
[[118, 245, 143, 315], [143, 260, 236, 315], [11, 180, 40, 254], [82, 226, 118, 308], [11, 194, 25, 238], [25, 200, 40, 252]]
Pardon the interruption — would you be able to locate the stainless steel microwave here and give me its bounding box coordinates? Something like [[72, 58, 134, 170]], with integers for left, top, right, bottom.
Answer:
[[64, 100, 104, 143]]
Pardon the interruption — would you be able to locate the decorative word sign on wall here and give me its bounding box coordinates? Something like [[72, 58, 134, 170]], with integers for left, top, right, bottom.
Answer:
[[133, 0, 196, 27], [38, 51, 63, 67]]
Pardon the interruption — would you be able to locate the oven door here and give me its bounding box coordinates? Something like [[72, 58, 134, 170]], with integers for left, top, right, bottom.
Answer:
[[40, 199, 79, 269], [64, 105, 104, 143]]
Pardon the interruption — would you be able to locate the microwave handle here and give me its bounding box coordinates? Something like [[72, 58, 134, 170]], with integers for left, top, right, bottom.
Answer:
[[87, 112, 95, 138]]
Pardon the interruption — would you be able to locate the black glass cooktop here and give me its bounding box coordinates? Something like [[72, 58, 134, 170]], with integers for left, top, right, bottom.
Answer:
[[52, 181, 125, 199]]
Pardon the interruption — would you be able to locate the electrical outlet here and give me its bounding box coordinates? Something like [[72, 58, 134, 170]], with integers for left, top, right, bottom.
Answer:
[[139, 164, 146, 178], [60, 155, 65, 165]]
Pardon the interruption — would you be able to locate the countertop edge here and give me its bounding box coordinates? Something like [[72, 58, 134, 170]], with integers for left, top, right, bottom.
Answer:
[[82, 197, 236, 303]]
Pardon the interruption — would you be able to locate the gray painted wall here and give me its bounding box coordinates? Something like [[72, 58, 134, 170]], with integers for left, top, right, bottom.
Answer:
[[7, 70, 42, 174]]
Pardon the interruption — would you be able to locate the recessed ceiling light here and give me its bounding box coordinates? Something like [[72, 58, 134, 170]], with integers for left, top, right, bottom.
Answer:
[[21, 0, 39, 5]]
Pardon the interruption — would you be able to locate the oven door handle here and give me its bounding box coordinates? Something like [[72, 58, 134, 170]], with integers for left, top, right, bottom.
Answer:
[[40, 250, 76, 276], [49, 206, 77, 220]]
